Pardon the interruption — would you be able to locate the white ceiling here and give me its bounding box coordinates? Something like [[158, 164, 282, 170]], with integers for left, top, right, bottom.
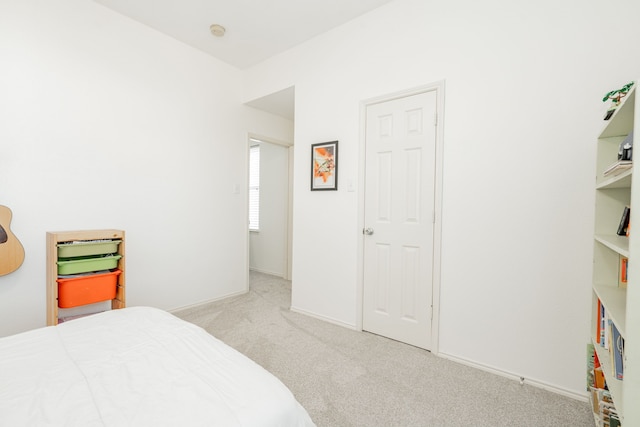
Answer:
[[93, 0, 395, 120], [94, 0, 395, 69]]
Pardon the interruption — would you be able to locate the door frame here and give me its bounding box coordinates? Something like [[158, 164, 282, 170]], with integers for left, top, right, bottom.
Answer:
[[246, 133, 294, 284], [356, 81, 445, 355]]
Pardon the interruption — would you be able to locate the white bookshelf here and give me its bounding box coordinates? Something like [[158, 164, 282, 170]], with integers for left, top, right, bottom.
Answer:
[[591, 81, 639, 426]]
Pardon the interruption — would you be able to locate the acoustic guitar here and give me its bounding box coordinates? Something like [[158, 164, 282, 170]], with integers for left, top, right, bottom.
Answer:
[[0, 205, 25, 276]]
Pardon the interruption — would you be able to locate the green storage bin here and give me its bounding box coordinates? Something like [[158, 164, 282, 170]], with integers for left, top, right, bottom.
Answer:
[[57, 240, 121, 258], [57, 254, 122, 275]]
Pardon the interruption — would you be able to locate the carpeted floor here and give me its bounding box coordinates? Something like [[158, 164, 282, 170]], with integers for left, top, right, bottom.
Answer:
[[174, 271, 593, 427]]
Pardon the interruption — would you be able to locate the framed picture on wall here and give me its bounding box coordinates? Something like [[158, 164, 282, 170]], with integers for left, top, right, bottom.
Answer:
[[311, 141, 338, 191]]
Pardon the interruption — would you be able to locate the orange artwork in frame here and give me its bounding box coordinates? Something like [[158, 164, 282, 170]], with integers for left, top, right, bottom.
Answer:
[[311, 141, 338, 191]]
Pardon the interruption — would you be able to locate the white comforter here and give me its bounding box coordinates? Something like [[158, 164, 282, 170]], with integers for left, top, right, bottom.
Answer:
[[0, 307, 315, 427]]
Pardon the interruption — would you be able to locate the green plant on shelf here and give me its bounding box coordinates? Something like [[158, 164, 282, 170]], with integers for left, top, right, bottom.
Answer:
[[603, 82, 635, 105], [602, 82, 634, 120]]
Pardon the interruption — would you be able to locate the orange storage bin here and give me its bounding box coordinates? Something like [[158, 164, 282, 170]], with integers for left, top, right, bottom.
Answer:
[[57, 270, 121, 308]]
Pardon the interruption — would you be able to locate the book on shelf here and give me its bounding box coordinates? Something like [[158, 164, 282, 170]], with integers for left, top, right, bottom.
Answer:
[[594, 366, 606, 389], [600, 303, 607, 347], [587, 343, 595, 389], [587, 343, 595, 393], [603, 311, 611, 350], [601, 400, 620, 427], [589, 387, 600, 415], [589, 387, 618, 423], [627, 219, 631, 237], [610, 322, 625, 380], [596, 299, 602, 344], [587, 344, 619, 421], [603, 160, 632, 177], [619, 257, 628, 287], [617, 206, 630, 236], [588, 344, 606, 390], [610, 414, 621, 427]]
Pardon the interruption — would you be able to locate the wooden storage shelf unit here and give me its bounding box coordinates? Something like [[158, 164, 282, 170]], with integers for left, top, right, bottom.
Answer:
[[590, 81, 640, 426], [46, 229, 125, 326]]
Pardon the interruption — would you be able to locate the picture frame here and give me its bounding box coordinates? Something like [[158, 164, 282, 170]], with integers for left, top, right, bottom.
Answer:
[[311, 141, 338, 191]]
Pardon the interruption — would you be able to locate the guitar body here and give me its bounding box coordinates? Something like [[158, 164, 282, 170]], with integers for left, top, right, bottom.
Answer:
[[0, 205, 25, 276]]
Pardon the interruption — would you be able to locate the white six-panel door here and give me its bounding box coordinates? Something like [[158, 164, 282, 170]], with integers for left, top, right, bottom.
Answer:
[[362, 90, 438, 350]]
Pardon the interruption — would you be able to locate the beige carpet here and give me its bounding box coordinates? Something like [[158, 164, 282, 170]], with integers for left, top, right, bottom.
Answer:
[[174, 271, 593, 427]]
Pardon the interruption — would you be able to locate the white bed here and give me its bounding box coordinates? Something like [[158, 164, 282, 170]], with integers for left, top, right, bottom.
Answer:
[[0, 306, 315, 426]]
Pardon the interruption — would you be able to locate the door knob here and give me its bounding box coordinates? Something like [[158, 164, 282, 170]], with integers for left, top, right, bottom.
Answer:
[[363, 227, 374, 235]]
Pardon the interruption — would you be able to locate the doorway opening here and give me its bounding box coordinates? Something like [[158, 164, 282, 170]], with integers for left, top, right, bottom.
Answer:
[[247, 136, 293, 280]]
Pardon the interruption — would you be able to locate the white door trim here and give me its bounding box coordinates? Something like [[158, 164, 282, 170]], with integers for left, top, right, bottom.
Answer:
[[356, 81, 445, 355], [247, 133, 294, 281]]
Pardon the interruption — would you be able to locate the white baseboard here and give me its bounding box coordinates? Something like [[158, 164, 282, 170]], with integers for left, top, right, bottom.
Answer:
[[168, 290, 248, 314], [290, 306, 358, 330], [437, 351, 588, 402]]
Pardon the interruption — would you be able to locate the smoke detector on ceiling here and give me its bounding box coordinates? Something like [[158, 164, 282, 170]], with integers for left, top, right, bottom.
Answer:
[[210, 24, 226, 37]]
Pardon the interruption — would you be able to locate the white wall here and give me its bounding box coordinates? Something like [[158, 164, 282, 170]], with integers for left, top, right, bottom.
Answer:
[[241, 0, 640, 396], [249, 140, 290, 277], [0, 0, 252, 337]]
